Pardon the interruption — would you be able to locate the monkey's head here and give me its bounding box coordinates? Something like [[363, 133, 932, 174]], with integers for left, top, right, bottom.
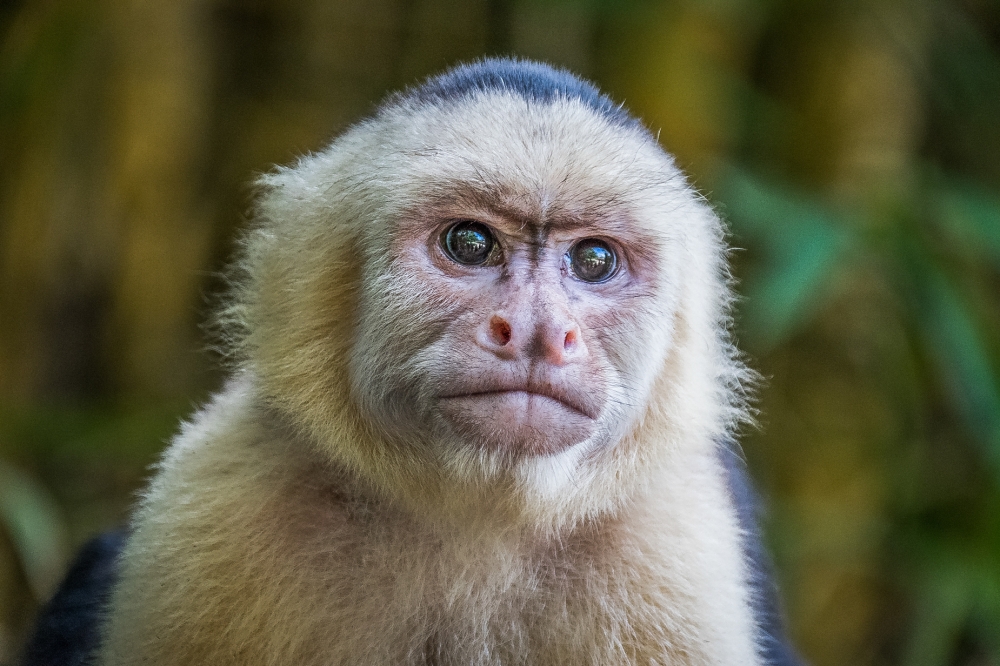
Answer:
[[227, 60, 749, 527]]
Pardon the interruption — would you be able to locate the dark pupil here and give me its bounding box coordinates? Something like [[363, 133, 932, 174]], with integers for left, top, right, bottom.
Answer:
[[445, 222, 493, 265], [571, 240, 616, 282]]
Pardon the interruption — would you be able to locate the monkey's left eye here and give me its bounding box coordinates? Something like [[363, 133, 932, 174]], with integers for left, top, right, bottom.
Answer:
[[442, 221, 497, 266], [568, 239, 618, 283]]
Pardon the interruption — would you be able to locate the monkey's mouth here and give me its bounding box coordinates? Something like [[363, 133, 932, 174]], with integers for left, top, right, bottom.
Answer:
[[436, 385, 599, 456], [442, 389, 594, 419], [438, 374, 600, 417]]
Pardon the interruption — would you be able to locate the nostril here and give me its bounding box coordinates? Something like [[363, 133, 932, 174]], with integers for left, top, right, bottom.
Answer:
[[564, 329, 577, 350], [490, 317, 512, 346]]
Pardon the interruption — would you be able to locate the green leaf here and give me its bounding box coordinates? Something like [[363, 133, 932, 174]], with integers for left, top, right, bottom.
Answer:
[[906, 256, 1000, 471], [935, 178, 1000, 268], [0, 460, 68, 600], [903, 567, 971, 666], [715, 166, 853, 351]]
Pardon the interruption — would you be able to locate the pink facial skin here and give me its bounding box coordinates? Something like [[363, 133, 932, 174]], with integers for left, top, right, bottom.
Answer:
[[358, 183, 662, 460], [430, 219, 606, 456]]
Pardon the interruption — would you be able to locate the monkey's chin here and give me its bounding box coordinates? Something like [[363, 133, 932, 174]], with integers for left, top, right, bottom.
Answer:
[[438, 391, 596, 457]]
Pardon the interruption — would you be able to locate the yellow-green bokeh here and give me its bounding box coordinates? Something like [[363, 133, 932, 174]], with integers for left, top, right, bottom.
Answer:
[[2, 1, 999, 664]]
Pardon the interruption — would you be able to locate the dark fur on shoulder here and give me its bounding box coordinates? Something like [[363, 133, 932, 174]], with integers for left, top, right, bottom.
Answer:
[[719, 443, 803, 666], [21, 531, 126, 666]]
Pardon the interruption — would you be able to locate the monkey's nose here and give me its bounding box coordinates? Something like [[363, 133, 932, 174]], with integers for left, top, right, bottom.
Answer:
[[477, 315, 517, 359], [489, 316, 512, 346], [537, 323, 587, 366], [478, 314, 587, 365]]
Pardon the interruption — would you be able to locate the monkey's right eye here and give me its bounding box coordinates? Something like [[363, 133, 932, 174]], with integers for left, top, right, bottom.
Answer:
[[442, 221, 496, 266]]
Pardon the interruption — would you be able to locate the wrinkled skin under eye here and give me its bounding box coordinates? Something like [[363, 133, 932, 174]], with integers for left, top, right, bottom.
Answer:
[[443, 221, 496, 266], [568, 239, 617, 283]]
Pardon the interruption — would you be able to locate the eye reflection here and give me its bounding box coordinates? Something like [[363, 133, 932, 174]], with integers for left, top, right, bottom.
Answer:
[[443, 221, 496, 266], [569, 239, 618, 283]]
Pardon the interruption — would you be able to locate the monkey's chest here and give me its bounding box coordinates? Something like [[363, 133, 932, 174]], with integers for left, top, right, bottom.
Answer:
[[301, 530, 692, 666]]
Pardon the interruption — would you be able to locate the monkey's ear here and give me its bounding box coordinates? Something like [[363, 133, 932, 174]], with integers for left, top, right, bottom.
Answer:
[[212, 156, 370, 453], [215, 145, 365, 366]]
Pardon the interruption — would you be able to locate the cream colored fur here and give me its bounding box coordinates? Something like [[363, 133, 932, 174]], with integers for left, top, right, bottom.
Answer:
[[98, 85, 760, 665]]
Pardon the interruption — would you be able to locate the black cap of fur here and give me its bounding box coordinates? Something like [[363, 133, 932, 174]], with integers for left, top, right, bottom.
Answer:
[[395, 58, 641, 129]]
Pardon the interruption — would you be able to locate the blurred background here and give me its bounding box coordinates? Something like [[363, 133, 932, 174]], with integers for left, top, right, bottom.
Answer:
[[1, 0, 999, 663]]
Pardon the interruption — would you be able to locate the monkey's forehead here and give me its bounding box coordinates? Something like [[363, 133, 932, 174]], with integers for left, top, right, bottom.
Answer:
[[353, 99, 680, 228], [336, 62, 680, 212], [259, 59, 704, 244]]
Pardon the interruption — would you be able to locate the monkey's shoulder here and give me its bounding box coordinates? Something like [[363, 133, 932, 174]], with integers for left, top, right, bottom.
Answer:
[[97, 412, 379, 663], [21, 531, 125, 666]]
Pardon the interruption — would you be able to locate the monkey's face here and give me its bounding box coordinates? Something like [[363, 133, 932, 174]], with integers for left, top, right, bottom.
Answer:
[[429, 221, 619, 457], [348, 96, 686, 474], [241, 88, 734, 518], [390, 214, 639, 459]]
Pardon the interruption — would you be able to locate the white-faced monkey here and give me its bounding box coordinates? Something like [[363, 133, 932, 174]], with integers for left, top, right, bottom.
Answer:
[[22, 59, 800, 666]]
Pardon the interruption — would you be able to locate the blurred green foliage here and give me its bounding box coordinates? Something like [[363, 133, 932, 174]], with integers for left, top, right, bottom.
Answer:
[[2, 0, 999, 664]]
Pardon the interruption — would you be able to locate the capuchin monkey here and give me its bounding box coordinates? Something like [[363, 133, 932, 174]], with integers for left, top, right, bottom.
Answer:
[[22, 59, 801, 665]]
